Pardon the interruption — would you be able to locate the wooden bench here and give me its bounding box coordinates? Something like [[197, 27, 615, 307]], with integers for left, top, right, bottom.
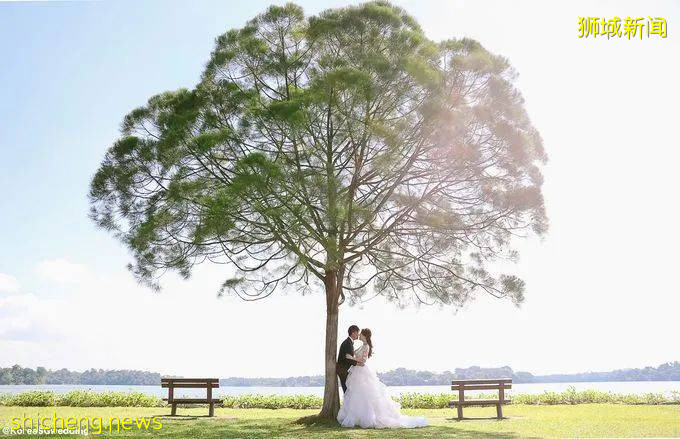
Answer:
[[161, 378, 220, 417], [448, 378, 512, 420]]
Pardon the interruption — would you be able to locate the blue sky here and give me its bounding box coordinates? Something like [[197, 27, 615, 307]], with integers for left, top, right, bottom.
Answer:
[[0, 0, 268, 280], [0, 0, 384, 283], [1, 0, 679, 377]]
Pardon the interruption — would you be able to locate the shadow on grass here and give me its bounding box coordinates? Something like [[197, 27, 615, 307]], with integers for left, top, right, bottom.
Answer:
[[104, 425, 533, 438], [131, 413, 209, 420], [92, 411, 540, 439], [300, 425, 527, 438], [111, 415, 537, 439], [293, 414, 340, 427]]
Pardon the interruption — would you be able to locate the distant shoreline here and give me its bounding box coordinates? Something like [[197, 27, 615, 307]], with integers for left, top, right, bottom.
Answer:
[[214, 379, 680, 387], [3, 379, 680, 386], [219, 363, 680, 387], [2, 362, 679, 386]]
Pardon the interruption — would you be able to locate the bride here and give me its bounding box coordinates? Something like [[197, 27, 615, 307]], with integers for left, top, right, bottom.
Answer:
[[337, 328, 428, 429]]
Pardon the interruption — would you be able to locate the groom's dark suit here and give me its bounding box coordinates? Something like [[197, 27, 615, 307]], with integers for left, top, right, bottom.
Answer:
[[337, 336, 358, 393]]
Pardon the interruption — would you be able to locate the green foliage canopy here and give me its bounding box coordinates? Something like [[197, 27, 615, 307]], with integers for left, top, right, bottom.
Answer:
[[90, 1, 547, 309]]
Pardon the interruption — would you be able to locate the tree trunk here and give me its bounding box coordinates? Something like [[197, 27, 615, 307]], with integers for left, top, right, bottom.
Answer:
[[318, 270, 341, 420]]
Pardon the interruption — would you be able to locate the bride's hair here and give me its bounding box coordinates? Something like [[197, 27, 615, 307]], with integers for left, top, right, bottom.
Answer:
[[360, 328, 373, 357]]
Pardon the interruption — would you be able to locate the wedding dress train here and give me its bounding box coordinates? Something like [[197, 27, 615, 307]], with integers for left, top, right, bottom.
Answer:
[[337, 343, 428, 429]]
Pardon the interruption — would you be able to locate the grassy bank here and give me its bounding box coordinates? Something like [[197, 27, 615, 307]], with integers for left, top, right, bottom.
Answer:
[[2, 405, 680, 437], [2, 387, 679, 408]]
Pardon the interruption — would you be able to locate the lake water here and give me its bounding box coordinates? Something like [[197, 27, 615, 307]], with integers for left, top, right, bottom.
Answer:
[[2, 381, 679, 398]]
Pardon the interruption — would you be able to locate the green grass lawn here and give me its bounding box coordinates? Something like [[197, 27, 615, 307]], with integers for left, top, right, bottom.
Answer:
[[2, 405, 680, 438]]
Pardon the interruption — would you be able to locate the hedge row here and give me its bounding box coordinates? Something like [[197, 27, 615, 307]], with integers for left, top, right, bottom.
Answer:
[[2, 388, 679, 408], [0, 391, 163, 407]]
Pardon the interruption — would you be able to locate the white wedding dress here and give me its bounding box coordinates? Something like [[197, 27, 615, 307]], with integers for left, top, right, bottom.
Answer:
[[337, 343, 428, 429]]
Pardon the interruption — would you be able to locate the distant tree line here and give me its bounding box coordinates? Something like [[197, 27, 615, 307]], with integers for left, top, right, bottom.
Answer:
[[529, 362, 680, 383], [3, 362, 679, 386], [0, 365, 160, 385], [221, 362, 680, 387], [218, 367, 521, 387]]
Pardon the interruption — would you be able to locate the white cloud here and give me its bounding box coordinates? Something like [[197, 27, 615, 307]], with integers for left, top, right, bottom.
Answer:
[[35, 258, 89, 284], [2, 246, 679, 377], [0, 293, 65, 342], [0, 274, 21, 294]]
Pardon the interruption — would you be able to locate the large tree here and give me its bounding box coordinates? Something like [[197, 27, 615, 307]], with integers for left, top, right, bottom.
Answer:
[[89, 1, 547, 419]]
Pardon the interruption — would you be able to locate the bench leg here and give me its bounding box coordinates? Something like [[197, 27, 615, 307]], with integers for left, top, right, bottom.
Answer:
[[457, 388, 464, 420], [171, 403, 177, 416], [207, 385, 214, 417], [496, 403, 503, 419]]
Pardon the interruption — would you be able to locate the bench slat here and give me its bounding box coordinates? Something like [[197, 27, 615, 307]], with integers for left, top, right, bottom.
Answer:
[[449, 399, 511, 406], [163, 398, 221, 403], [451, 379, 512, 385], [451, 384, 512, 391], [162, 383, 219, 388], [161, 378, 219, 383]]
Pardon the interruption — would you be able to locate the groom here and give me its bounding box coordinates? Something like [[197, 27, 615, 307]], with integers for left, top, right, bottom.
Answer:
[[336, 324, 364, 393]]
